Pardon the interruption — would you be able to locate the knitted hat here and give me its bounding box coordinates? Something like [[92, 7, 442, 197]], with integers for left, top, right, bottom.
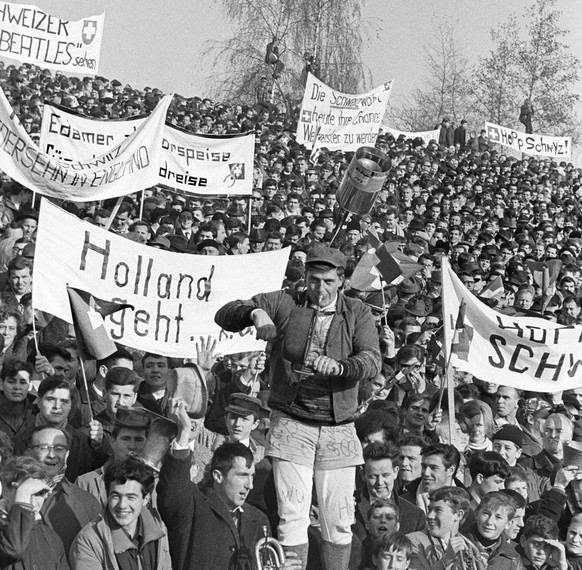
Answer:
[[492, 424, 523, 448]]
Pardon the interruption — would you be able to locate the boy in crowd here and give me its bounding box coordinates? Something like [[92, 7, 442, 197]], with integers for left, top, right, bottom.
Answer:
[[468, 451, 511, 509], [407, 486, 480, 570], [503, 489, 527, 543], [464, 491, 523, 570], [369, 532, 413, 570], [517, 515, 566, 570], [358, 499, 400, 570]]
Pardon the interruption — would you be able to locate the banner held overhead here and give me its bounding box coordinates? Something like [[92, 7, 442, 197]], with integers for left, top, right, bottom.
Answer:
[[386, 127, 439, 146], [0, 88, 172, 201], [0, 2, 105, 74], [40, 103, 255, 195], [33, 200, 290, 357], [442, 257, 582, 391], [296, 72, 392, 153], [485, 121, 571, 158]]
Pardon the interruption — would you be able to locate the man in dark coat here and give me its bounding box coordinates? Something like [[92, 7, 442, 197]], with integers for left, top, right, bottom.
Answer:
[[454, 119, 468, 150], [158, 398, 296, 570], [438, 117, 454, 149]]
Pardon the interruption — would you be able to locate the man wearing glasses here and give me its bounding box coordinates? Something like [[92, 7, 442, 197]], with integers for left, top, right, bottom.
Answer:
[[27, 424, 101, 556]]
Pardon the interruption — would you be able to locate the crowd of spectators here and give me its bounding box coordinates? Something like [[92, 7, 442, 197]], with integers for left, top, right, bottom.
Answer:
[[0, 59, 580, 570]]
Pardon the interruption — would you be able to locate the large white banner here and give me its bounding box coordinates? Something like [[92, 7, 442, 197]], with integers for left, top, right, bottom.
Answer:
[[0, 89, 171, 201], [442, 258, 582, 391], [485, 121, 571, 158], [0, 2, 104, 74], [296, 73, 393, 152], [33, 200, 290, 357], [40, 104, 255, 195], [386, 127, 439, 146]]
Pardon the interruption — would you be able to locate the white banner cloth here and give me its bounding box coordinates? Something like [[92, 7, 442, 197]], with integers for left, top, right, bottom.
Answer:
[[33, 200, 290, 357], [442, 257, 582, 391], [296, 73, 392, 152], [485, 121, 571, 158], [0, 88, 172, 201], [0, 2, 104, 74], [40, 104, 255, 195]]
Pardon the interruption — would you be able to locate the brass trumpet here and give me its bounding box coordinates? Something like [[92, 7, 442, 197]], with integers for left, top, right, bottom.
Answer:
[[255, 525, 286, 569]]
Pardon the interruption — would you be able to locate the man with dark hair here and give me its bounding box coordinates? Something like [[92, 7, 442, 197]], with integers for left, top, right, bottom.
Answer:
[[355, 443, 426, 537], [3, 256, 33, 305], [401, 393, 432, 437], [401, 443, 461, 512], [32, 342, 85, 426], [0, 360, 35, 440], [110, 201, 133, 235], [95, 367, 141, 434], [517, 515, 564, 570], [263, 231, 282, 251], [454, 119, 468, 150], [158, 398, 275, 570], [468, 451, 511, 509], [226, 232, 250, 255], [397, 434, 429, 495], [355, 408, 402, 449], [137, 353, 171, 416], [216, 245, 381, 569], [71, 457, 172, 569], [175, 208, 197, 250], [406, 486, 479, 570], [76, 407, 150, 507], [79, 347, 134, 422]]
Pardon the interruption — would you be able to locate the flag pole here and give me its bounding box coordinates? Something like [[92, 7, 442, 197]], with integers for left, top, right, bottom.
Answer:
[[104, 196, 124, 231], [79, 357, 93, 423], [541, 263, 549, 313], [440, 258, 455, 445], [247, 195, 252, 235], [30, 308, 40, 354], [139, 189, 145, 220], [29, 296, 45, 381], [329, 210, 349, 247], [380, 279, 388, 326]]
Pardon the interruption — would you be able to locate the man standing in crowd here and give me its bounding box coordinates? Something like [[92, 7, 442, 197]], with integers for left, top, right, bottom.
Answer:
[[158, 397, 301, 570], [216, 245, 381, 570]]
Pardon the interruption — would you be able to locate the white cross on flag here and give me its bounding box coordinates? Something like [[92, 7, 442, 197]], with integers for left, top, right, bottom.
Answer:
[[82, 20, 98, 44]]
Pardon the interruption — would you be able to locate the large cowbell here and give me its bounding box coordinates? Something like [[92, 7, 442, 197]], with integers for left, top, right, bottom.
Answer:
[[336, 146, 391, 215]]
